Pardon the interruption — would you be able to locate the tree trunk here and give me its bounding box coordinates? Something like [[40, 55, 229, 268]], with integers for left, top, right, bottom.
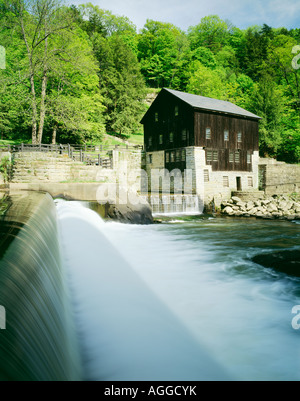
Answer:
[[52, 126, 57, 144], [37, 36, 48, 144], [37, 70, 47, 144], [30, 74, 38, 144], [20, 17, 38, 144]]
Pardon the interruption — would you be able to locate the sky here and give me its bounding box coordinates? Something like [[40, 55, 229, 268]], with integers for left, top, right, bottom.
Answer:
[[69, 0, 300, 32]]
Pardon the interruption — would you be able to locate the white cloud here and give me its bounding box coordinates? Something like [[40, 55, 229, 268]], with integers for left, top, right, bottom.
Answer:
[[69, 0, 300, 31]]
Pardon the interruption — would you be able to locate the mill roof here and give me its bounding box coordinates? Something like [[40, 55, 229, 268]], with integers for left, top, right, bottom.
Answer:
[[142, 88, 261, 121]]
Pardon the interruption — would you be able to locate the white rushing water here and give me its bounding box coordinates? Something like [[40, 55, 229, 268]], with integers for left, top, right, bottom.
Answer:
[[56, 200, 300, 381]]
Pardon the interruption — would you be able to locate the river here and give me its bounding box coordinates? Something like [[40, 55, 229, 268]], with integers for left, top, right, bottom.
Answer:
[[56, 201, 300, 381]]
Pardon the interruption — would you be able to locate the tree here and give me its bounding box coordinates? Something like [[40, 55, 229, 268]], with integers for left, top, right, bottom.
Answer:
[[0, 1, 105, 144], [92, 33, 147, 135], [2, 0, 77, 143], [249, 75, 286, 157], [186, 61, 227, 99], [188, 15, 232, 53], [137, 20, 190, 89]]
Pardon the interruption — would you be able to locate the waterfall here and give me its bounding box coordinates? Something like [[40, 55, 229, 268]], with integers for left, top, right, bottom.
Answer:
[[56, 201, 231, 381], [149, 194, 203, 215], [0, 192, 81, 381]]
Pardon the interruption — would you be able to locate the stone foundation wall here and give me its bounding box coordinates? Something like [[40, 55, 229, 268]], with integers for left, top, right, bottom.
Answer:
[[144, 147, 260, 207], [259, 160, 300, 195]]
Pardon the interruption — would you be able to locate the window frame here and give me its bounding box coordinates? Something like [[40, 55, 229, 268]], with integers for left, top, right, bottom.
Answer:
[[207, 150, 213, 162], [223, 176, 229, 187]]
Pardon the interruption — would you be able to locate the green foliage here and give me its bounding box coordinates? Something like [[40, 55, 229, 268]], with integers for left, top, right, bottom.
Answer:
[[188, 15, 232, 52], [138, 20, 190, 89], [0, 156, 13, 183], [248, 75, 287, 157]]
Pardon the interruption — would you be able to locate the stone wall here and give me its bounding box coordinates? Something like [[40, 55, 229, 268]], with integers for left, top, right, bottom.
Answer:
[[191, 148, 259, 207], [259, 159, 300, 195], [9, 149, 143, 204]]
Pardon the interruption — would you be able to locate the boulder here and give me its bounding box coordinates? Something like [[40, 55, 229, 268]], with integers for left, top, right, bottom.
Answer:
[[223, 206, 234, 215], [231, 196, 242, 204], [106, 199, 153, 224], [252, 250, 300, 277]]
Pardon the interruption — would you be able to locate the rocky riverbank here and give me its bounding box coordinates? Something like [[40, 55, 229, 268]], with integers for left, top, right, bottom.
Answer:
[[221, 194, 300, 220]]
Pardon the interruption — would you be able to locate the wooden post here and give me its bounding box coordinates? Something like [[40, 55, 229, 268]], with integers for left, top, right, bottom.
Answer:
[[98, 154, 101, 166], [68, 144, 70, 157], [21, 143, 24, 152], [80, 149, 83, 162]]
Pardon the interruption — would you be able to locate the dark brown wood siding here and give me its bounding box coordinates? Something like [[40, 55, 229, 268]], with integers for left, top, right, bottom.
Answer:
[[143, 90, 194, 153], [194, 111, 259, 171]]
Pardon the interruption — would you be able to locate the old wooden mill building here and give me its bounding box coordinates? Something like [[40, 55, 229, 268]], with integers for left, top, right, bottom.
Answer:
[[141, 88, 261, 207]]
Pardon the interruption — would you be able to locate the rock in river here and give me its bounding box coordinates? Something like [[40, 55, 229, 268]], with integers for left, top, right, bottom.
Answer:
[[252, 250, 300, 277]]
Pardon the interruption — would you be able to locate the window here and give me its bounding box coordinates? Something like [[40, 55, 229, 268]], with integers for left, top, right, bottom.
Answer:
[[181, 149, 186, 162], [159, 134, 163, 145], [235, 151, 240, 163], [171, 151, 175, 162], [237, 132, 242, 142], [207, 150, 212, 162], [155, 112, 159, 122], [166, 152, 170, 163], [247, 151, 251, 164], [148, 136, 152, 147], [206, 127, 211, 139], [248, 176, 253, 187], [175, 106, 179, 116], [224, 130, 229, 141], [182, 129, 187, 141], [170, 132, 174, 143], [148, 154, 152, 164], [223, 176, 229, 187], [213, 150, 218, 162], [229, 151, 234, 163], [176, 150, 181, 162], [204, 170, 209, 182]]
